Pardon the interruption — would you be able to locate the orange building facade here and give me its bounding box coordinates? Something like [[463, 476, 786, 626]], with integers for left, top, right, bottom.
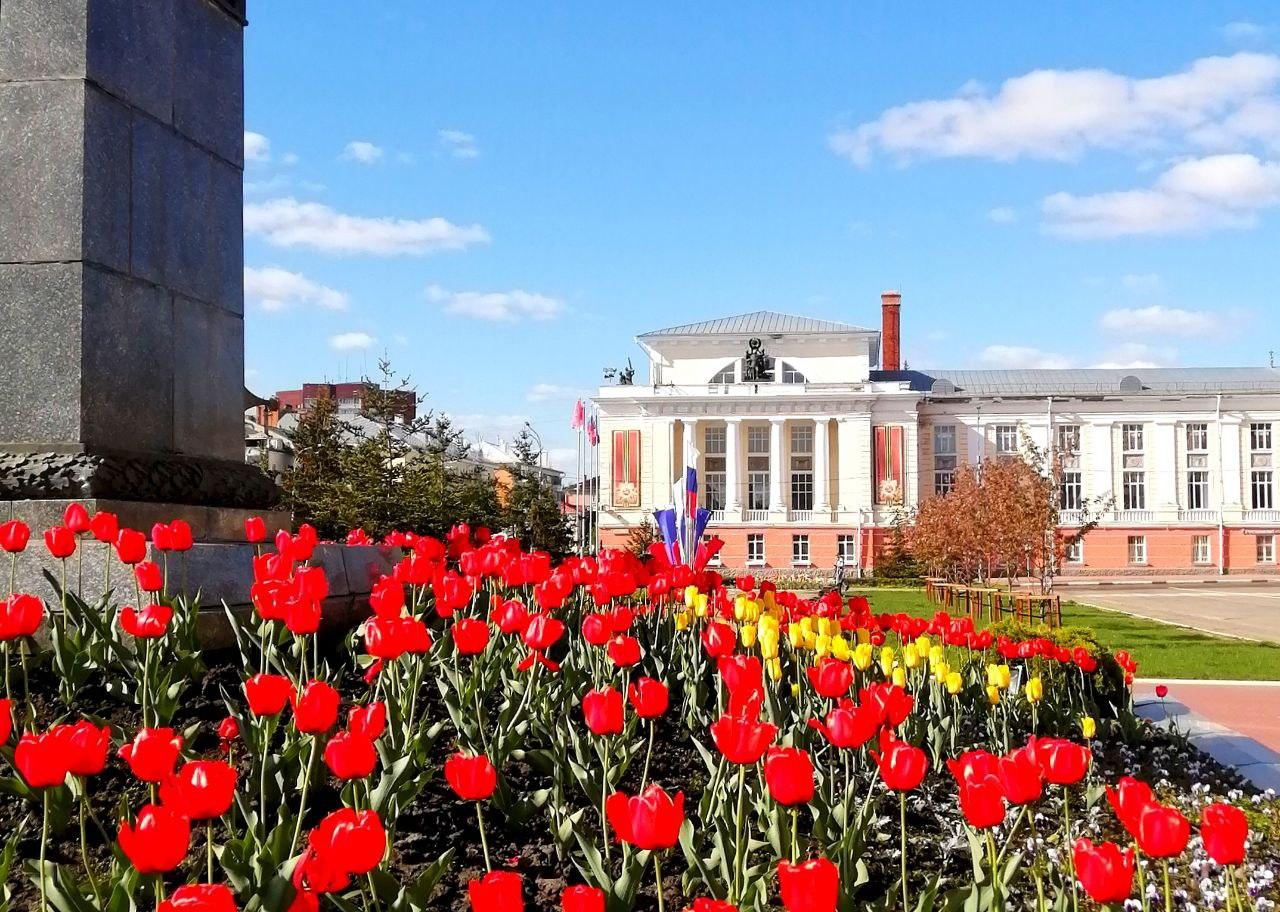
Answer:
[[593, 295, 1280, 579]]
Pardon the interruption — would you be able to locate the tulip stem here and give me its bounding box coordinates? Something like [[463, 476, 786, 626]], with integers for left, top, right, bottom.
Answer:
[[1063, 788, 1078, 912], [640, 719, 655, 790], [1134, 842, 1149, 912], [291, 735, 320, 854], [475, 802, 492, 873], [39, 790, 49, 912], [207, 821, 215, 882], [79, 786, 102, 907], [900, 792, 909, 912], [600, 741, 613, 867], [140, 639, 151, 727], [1162, 859, 1171, 912], [790, 806, 799, 863], [733, 764, 747, 904], [986, 829, 1000, 912], [653, 850, 665, 912]]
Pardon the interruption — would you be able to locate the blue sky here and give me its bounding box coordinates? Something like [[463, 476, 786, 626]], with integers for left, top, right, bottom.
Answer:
[[242, 3, 1280, 473]]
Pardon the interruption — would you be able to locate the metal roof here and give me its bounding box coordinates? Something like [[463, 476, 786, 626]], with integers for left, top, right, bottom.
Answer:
[[877, 367, 1280, 397], [639, 310, 875, 339]]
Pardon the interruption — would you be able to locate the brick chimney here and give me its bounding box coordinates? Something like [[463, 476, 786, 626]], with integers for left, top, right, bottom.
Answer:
[[880, 290, 902, 372]]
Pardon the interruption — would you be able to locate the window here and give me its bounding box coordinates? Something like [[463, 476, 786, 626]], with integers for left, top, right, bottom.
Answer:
[[1064, 538, 1084, 564], [791, 534, 810, 565], [1186, 423, 1209, 453], [837, 534, 857, 562], [1258, 534, 1276, 564], [747, 426, 770, 511], [933, 425, 957, 495], [1057, 424, 1082, 511], [1122, 423, 1145, 453], [779, 362, 807, 384], [709, 362, 737, 385], [789, 425, 814, 512], [703, 535, 722, 565], [1185, 423, 1210, 510], [1061, 473, 1083, 511], [703, 427, 726, 511], [1123, 471, 1146, 511], [1250, 422, 1274, 510], [746, 533, 765, 565], [1056, 424, 1081, 461], [1192, 535, 1211, 565], [994, 425, 1018, 455], [1127, 535, 1147, 565]]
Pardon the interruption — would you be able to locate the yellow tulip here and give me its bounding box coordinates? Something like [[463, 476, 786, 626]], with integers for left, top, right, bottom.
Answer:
[[815, 634, 831, 658], [892, 667, 907, 688], [945, 671, 963, 695], [915, 635, 932, 656], [733, 595, 748, 619], [853, 643, 874, 671], [986, 663, 1011, 690], [1025, 676, 1044, 704], [790, 682, 801, 699], [831, 636, 851, 662], [1080, 716, 1096, 739], [879, 647, 895, 677], [740, 624, 757, 649], [683, 585, 698, 608], [903, 644, 922, 670], [674, 610, 692, 631], [694, 594, 709, 617], [767, 658, 783, 681], [787, 626, 804, 648], [986, 685, 1000, 706], [818, 617, 835, 638], [856, 627, 870, 645]]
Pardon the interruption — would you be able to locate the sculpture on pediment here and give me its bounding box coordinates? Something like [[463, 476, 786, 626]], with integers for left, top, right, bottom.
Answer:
[[742, 338, 773, 383], [604, 358, 635, 386]]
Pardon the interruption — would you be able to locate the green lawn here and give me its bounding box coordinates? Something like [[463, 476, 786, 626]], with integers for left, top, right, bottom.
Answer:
[[849, 587, 1280, 682]]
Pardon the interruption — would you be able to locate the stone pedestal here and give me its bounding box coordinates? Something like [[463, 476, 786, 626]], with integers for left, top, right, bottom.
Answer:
[[0, 0, 275, 512]]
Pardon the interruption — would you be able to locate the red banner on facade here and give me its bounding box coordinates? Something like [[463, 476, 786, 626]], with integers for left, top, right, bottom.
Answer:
[[874, 425, 904, 505], [612, 430, 641, 508]]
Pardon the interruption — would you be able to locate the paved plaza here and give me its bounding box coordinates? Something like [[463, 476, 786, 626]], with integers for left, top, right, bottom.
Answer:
[[1075, 582, 1280, 643]]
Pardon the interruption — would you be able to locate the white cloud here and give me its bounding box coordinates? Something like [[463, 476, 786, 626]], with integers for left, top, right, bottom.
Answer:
[[281, 152, 300, 166], [1042, 153, 1280, 237], [988, 206, 1017, 223], [831, 52, 1280, 165], [244, 131, 271, 163], [1099, 304, 1220, 336], [1089, 342, 1176, 369], [1120, 273, 1162, 293], [244, 198, 489, 256], [427, 284, 565, 322], [526, 383, 588, 403], [341, 141, 385, 165], [330, 332, 376, 351], [1222, 21, 1270, 46], [978, 345, 1074, 369], [244, 266, 348, 312], [438, 129, 480, 159]]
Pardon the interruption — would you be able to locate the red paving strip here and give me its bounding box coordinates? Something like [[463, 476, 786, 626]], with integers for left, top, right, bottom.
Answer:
[[1135, 682, 1280, 753]]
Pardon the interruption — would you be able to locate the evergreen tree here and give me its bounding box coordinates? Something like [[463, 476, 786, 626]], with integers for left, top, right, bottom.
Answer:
[[280, 393, 349, 538], [504, 429, 573, 557]]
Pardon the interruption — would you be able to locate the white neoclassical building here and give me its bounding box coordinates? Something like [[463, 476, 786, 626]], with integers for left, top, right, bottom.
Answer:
[[592, 294, 1280, 577]]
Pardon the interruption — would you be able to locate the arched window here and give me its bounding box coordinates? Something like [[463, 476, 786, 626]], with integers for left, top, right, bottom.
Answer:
[[709, 362, 737, 384], [779, 361, 807, 384]]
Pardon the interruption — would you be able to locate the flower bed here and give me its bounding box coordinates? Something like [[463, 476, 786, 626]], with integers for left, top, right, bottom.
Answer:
[[0, 512, 1276, 912]]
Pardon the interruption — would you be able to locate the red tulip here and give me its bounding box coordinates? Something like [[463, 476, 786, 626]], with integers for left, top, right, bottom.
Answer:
[[63, 503, 91, 534], [956, 774, 1006, 829], [1032, 737, 1091, 785], [777, 856, 839, 912], [1105, 776, 1155, 837], [0, 699, 11, 745], [44, 525, 76, 559], [348, 702, 386, 740], [689, 901, 739, 912], [158, 883, 239, 912], [807, 658, 854, 699], [452, 617, 491, 655], [119, 803, 191, 874], [169, 520, 194, 552], [120, 603, 173, 638], [605, 784, 684, 850], [583, 687, 625, 736], [627, 677, 669, 719], [444, 751, 498, 801], [561, 885, 604, 912], [1155, 684, 1169, 699], [808, 699, 879, 750], [245, 516, 267, 543], [468, 871, 524, 912], [522, 613, 564, 651], [62, 720, 111, 776], [859, 682, 914, 729], [764, 747, 815, 806], [323, 731, 378, 780], [160, 760, 238, 820], [1072, 838, 1135, 904], [490, 599, 528, 635], [606, 634, 642, 668], [309, 807, 386, 875], [152, 522, 175, 551], [292, 680, 340, 733], [115, 528, 148, 564], [710, 713, 776, 765], [134, 560, 164, 592], [118, 728, 183, 783], [218, 715, 239, 747], [89, 511, 119, 544], [718, 655, 765, 719], [946, 750, 1001, 785], [244, 673, 293, 716], [0, 593, 44, 640], [871, 732, 928, 792], [582, 612, 612, 646], [1201, 802, 1248, 866], [1135, 803, 1190, 858], [997, 746, 1044, 806], [14, 731, 70, 788], [701, 621, 736, 658], [0, 520, 30, 553]]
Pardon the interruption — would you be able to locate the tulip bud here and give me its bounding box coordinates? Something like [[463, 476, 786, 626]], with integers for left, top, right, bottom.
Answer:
[[1025, 676, 1044, 704], [1080, 716, 1096, 739], [891, 667, 907, 688], [945, 671, 963, 695], [987, 685, 1001, 706]]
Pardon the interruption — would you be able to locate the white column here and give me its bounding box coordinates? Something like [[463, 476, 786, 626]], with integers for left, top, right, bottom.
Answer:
[[725, 418, 742, 515], [1087, 420, 1114, 507], [814, 417, 830, 516], [1152, 419, 1178, 517], [1220, 418, 1244, 516], [769, 417, 785, 515], [679, 418, 696, 471]]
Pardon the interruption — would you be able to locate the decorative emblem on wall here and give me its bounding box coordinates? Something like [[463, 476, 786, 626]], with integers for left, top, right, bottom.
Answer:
[[874, 426, 905, 505], [612, 430, 641, 507]]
